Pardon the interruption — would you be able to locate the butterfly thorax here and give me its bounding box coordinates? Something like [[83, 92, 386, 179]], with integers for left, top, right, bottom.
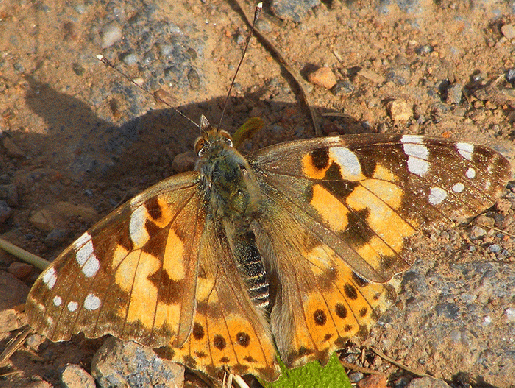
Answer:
[[195, 128, 261, 221]]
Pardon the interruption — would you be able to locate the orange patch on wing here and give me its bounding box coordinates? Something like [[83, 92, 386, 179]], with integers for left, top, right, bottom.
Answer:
[[360, 179, 403, 210], [196, 276, 218, 303], [330, 261, 386, 325], [372, 164, 398, 182], [154, 302, 181, 329], [304, 245, 335, 276], [311, 184, 349, 231], [163, 228, 185, 281], [118, 251, 159, 328], [302, 153, 330, 179], [111, 245, 129, 268], [303, 292, 338, 348], [356, 237, 395, 269], [225, 314, 275, 366], [347, 186, 415, 251]]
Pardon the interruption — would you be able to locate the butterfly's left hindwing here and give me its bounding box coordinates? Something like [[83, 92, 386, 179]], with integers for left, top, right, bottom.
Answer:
[[26, 172, 205, 347]]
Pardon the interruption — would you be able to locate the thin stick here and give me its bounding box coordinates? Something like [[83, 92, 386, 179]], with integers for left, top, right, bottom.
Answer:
[[339, 359, 383, 375], [0, 326, 32, 367], [218, 3, 263, 129], [232, 0, 321, 136], [0, 237, 50, 270], [371, 348, 429, 378]]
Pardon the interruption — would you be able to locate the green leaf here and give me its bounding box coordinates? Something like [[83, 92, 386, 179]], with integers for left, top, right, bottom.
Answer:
[[263, 353, 352, 388]]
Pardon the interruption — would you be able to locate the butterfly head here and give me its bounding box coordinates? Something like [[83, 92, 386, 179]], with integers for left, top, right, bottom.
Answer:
[[194, 115, 260, 217]]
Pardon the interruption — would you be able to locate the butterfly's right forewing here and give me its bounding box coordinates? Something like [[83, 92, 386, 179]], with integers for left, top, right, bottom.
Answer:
[[26, 171, 205, 348]]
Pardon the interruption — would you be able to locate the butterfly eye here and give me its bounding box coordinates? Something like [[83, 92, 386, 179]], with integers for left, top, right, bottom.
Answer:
[[219, 130, 233, 147], [194, 137, 207, 156]]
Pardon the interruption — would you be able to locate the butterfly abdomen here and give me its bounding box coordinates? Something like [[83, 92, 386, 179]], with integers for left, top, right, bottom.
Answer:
[[222, 221, 272, 315]]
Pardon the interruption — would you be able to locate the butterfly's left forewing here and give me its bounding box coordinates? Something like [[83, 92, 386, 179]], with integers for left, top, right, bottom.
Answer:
[[26, 171, 205, 348], [251, 134, 510, 367]]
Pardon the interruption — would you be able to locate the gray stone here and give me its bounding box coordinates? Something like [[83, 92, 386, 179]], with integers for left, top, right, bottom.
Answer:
[[271, 0, 320, 22], [91, 337, 184, 388], [407, 376, 451, 388], [447, 83, 463, 104]]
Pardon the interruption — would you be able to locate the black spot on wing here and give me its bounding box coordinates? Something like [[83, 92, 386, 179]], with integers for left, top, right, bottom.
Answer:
[[310, 148, 330, 170], [145, 197, 162, 221]]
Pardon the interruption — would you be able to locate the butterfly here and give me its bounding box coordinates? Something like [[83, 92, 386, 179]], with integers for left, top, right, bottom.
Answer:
[[25, 114, 510, 382]]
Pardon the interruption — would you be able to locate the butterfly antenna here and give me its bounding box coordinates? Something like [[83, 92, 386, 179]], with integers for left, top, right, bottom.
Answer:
[[96, 55, 200, 129], [217, 2, 263, 129]]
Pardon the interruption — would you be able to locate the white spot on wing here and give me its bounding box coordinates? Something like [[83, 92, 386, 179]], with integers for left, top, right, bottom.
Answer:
[[75, 232, 100, 278], [407, 157, 429, 176], [67, 301, 78, 312], [452, 183, 464, 193], [466, 167, 476, 179], [428, 187, 447, 205], [75, 232, 91, 248], [75, 233, 93, 266], [329, 147, 361, 177], [129, 206, 149, 248], [456, 142, 474, 161], [402, 140, 429, 177], [83, 256, 100, 278], [403, 143, 429, 159], [43, 267, 57, 289], [53, 296, 62, 306], [401, 135, 424, 144], [84, 293, 101, 310]]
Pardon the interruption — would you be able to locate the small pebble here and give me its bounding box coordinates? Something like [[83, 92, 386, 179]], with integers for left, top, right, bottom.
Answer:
[[122, 53, 139, 65], [406, 376, 451, 388], [415, 44, 434, 55], [387, 99, 412, 121], [332, 79, 355, 95], [506, 68, 515, 85], [270, 0, 320, 22], [101, 22, 123, 48], [447, 83, 463, 104], [348, 371, 364, 383], [505, 308, 515, 322], [488, 244, 501, 253], [358, 68, 386, 84], [357, 374, 387, 388], [26, 333, 45, 349], [501, 24, 515, 40], [45, 228, 70, 247], [469, 226, 486, 239], [8, 262, 33, 280], [475, 214, 495, 228], [61, 364, 96, 388], [308, 67, 337, 89], [29, 209, 56, 232]]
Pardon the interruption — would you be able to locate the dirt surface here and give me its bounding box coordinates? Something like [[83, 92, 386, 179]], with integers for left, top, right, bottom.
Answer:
[[0, 0, 515, 387]]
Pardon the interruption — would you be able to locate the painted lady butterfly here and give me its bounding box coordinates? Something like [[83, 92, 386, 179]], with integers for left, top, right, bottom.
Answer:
[[25, 112, 510, 381]]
